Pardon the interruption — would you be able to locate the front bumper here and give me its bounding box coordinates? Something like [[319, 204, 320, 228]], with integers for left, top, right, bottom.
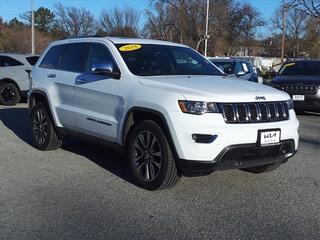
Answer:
[[293, 97, 320, 111], [166, 110, 299, 161], [178, 139, 296, 176], [286, 89, 320, 111]]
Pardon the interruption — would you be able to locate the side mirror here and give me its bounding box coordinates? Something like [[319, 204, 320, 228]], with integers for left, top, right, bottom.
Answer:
[[91, 61, 120, 79], [236, 71, 246, 77]]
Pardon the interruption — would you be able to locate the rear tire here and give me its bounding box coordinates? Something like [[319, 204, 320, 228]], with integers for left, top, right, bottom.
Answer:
[[0, 82, 21, 106], [31, 103, 62, 151], [241, 162, 282, 174], [127, 120, 179, 190]]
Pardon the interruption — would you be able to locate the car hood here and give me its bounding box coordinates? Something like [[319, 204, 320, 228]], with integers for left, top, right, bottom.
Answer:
[[273, 75, 320, 85], [138, 75, 289, 102]]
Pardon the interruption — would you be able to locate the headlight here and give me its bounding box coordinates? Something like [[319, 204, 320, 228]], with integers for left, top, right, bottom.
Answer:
[[286, 99, 294, 109], [178, 100, 219, 115]]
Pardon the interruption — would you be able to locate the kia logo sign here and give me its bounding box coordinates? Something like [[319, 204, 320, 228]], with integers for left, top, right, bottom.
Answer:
[[255, 96, 266, 100], [264, 133, 277, 139]]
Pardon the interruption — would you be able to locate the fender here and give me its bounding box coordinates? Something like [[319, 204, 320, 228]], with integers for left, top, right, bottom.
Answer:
[[120, 106, 180, 162], [28, 89, 60, 127]]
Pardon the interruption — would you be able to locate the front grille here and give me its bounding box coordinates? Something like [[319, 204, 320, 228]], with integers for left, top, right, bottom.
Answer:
[[216, 140, 295, 170], [281, 85, 318, 95], [219, 101, 289, 123]]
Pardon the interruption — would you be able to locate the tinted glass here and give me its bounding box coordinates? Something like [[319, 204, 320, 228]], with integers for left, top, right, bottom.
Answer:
[[210, 61, 234, 74], [39, 45, 65, 69], [85, 43, 116, 72], [0, 56, 23, 67], [116, 44, 223, 76], [279, 61, 320, 76], [60, 43, 89, 73], [241, 62, 249, 73], [26, 56, 39, 66]]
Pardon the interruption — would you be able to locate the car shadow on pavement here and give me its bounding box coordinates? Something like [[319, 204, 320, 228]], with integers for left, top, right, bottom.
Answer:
[[0, 107, 135, 185], [0, 107, 33, 144], [62, 138, 134, 184], [299, 136, 320, 147], [296, 111, 320, 116]]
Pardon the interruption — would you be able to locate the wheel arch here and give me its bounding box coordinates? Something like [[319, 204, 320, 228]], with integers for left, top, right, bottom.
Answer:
[[121, 107, 179, 161], [0, 78, 21, 92], [28, 90, 59, 128]]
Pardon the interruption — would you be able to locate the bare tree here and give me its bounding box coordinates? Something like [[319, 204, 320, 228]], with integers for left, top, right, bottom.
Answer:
[[145, 0, 210, 50], [287, 8, 307, 56], [271, 5, 308, 57], [54, 3, 97, 36], [299, 0, 320, 17], [100, 7, 140, 37], [304, 16, 320, 56], [145, 0, 264, 56]]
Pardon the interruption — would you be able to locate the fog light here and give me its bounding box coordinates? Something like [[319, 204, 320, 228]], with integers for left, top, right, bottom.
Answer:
[[192, 134, 217, 143]]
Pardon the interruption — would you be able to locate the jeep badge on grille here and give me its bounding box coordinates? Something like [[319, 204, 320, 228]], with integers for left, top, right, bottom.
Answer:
[[255, 96, 266, 101]]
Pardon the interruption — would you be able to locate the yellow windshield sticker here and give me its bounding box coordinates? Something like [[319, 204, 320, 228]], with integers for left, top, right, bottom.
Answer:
[[284, 63, 295, 67], [119, 44, 142, 52]]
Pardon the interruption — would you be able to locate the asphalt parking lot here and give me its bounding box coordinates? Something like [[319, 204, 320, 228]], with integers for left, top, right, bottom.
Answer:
[[0, 103, 319, 240]]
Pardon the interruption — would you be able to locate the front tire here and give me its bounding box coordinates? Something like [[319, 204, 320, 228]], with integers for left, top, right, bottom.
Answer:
[[127, 120, 179, 190], [31, 103, 62, 151], [0, 82, 21, 106]]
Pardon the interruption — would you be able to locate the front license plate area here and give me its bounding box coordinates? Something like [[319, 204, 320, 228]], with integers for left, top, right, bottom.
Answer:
[[258, 129, 281, 147], [292, 95, 305, 101]]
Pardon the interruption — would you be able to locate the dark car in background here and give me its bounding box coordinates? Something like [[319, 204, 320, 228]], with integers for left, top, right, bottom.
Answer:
[[272, 60, 320, 112], [208, 58, 262, 83]]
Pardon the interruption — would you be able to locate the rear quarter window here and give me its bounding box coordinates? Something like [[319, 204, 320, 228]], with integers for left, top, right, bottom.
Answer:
[[0, 56, 23, 67]]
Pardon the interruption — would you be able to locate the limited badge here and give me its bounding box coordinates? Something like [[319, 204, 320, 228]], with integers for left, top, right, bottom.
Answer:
[[119, 44, 142, 52]]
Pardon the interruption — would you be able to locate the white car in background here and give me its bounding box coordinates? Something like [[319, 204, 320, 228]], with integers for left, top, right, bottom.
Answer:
[[0, 53, 39, 105]]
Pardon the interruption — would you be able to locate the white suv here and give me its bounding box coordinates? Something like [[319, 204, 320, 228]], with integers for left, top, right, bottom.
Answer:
[[29, 37, 299, 190]]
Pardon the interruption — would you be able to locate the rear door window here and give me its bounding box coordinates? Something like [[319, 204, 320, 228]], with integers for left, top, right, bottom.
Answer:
[[39, 45, 65, 69], [60, 43, 89, 73]]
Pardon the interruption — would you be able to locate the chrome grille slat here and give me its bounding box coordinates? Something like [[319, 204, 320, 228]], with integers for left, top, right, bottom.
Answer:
[[234, 104, 239, 122], [220, 101, 289, 124], [281, 85, 318, 94], [256, 104, 261, 121], [273, 103, 279, 120], [244, 104, 251, 121]]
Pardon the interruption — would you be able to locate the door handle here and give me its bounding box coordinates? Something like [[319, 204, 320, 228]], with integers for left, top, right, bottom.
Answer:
[[76, 78, 87, 84], [47, 73, 56, 78]]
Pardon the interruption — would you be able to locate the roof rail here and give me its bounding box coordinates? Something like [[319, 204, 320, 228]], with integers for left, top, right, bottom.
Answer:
[[64, 34, 105, 40]]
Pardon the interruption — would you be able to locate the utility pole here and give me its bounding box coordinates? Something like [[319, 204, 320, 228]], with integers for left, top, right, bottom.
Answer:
[[281, 0, 287, 63], [31, 0, 35, 54], [204, 0, 209, 57]]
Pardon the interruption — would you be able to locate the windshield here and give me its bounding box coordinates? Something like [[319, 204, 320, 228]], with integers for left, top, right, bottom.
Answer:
[[116, 44, 223, 76], [210, 61, 235, 75], [279, 61, 320, 76]]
